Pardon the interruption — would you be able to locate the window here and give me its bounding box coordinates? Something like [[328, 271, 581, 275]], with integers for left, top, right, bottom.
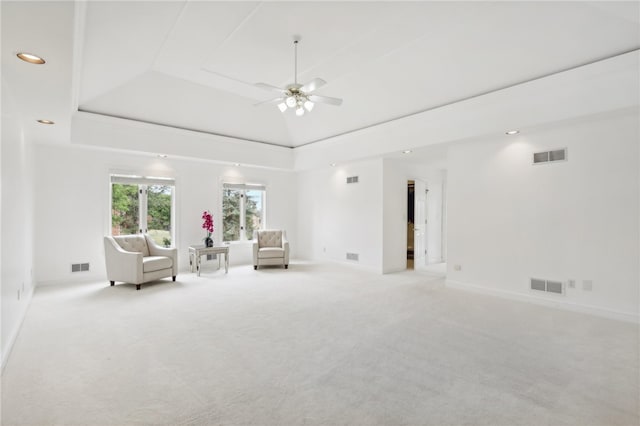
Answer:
[[110, 175, 175, 247], [222, 183, 266, 242]]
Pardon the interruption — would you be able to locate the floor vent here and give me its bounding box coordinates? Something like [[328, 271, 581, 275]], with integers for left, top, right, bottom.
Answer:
[[346, 252, 359, 261], [346, 176, 359, 184], [530, 278, 564, 295], [71, 263, 90, 272], [533, 148, 567, 164]]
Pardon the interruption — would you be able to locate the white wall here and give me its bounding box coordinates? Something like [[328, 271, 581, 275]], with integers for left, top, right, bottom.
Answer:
[[33, 145, 298, 284], [446, 111, 639, 321], [1, 84, 35, 368], [297, 159, 383, 271], [381, 159, 407, 273]]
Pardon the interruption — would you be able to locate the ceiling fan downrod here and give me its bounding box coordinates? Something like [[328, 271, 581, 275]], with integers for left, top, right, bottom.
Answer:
[[293, 40, 298, 85]]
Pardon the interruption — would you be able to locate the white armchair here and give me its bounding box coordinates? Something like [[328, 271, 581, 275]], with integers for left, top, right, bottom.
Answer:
[[252, 230, 289, 270], [104, 234, 178, 290]]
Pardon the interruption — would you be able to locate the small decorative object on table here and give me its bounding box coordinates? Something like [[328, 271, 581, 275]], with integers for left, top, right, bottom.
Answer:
[[202, 210, 214, 247]]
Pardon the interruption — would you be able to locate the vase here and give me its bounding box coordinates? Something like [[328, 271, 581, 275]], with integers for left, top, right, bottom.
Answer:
[[205, 237, 213, 248]]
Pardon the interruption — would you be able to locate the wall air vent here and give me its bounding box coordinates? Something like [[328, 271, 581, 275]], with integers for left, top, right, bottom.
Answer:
[[530, 278, 564, 295], [546, 280, 563, 294], [71, 263, 90, 272], [346, 176, 359, 184], [530, 278, 546, 292], [346, 252, 359, 261], [549, 149, 566, 162], [533, 148, 567, 164]]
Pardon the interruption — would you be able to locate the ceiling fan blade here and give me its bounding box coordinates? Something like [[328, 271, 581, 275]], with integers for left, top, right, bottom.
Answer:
[[308, 94, 343, 106], [254, 97, 285, 107], [255, 83, 287, 94], [300, 78, 327, 93]]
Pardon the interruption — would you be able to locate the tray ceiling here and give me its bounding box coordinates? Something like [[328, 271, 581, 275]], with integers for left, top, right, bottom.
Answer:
[[4, 1, 639, 149]]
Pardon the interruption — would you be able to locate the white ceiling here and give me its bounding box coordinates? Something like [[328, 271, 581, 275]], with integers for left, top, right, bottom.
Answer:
[[2, 1, 639, 152]]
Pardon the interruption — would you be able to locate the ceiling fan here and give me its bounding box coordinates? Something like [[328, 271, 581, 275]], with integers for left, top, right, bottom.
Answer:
[[254, 39, 342, 116]]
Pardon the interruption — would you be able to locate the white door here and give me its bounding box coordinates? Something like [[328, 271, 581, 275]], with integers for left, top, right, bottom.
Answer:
[[414, 179, 427, 269]]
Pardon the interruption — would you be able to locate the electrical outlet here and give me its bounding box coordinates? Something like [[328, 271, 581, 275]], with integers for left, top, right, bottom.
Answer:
[[454, 264, 462, 271], [568, 279, 575, 289], [583, 280, 593, 291]]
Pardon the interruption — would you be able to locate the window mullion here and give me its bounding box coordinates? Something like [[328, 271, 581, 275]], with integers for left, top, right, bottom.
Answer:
[[139, 185, 148, 233], [240, 191, 247, 240]]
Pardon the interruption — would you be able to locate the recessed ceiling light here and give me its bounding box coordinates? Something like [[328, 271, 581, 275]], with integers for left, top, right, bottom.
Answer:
[[505, 130, 520, 135], [402, 150, 412, 154], [17, 52, 45, 64], [157, 154, 168, 158], [37, 119, 54, 125], [234, 163, 241, 167], [330, 163, 337, 167]]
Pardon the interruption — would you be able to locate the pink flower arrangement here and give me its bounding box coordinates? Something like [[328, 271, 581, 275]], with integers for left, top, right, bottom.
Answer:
[[201, 210, 214, 239]]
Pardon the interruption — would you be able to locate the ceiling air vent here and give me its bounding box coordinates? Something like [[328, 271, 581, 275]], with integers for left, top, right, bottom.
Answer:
[[346, 176, 359, 184], [533, 148, 567, 164]]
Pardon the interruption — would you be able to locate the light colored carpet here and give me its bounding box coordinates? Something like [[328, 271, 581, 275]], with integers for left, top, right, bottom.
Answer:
[[2, 261, 638, 426]]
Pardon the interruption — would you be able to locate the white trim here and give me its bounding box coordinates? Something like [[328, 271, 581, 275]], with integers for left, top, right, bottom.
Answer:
[[446, 279, 639, 324], [36, 273, 105, 287], [223, 183, 266, 191], [111, 175, 175, 186]]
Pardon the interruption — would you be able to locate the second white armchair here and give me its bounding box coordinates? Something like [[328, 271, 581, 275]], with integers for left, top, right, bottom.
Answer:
[[252, 230, 289, 270]]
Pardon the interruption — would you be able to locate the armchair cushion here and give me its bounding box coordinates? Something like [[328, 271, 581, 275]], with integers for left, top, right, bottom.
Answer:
[[114, 235, 150, 256], [258, 247, 286, 259], [143, 256, 173, 273], [258, 231, 282, 248]]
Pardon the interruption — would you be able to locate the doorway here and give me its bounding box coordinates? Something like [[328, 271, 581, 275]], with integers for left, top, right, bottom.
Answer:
[[407, 181, 415, 269], [407, 179, 428, 270]]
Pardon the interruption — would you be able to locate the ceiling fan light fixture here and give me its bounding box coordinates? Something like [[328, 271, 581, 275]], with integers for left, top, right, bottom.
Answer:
[[254, 39, 342, 116]]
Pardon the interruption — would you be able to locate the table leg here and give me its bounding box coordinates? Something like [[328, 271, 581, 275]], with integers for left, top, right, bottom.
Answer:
[[197, 254, 201, 277], [225, 252, 229, 273]]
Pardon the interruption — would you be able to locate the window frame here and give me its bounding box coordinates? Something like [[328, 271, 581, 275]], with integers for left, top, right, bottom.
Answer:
[[109, 174, 176, 247], [222, 182, 267, 242]]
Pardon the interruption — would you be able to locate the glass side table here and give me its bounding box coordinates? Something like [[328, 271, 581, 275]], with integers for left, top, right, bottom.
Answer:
[[188, 245, 229, 276]]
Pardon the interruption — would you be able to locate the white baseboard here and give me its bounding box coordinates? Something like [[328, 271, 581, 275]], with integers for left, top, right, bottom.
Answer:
[[446, 279, 639, 324], [383, 265, 408, 274], [37, 272, 105, 287], [1, 286, 34, 372]]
